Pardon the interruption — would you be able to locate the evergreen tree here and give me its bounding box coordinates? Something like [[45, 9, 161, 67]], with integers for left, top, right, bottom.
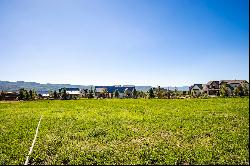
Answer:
[[84, 89, 88, 98], [61, 88, 67, 100], [0, 90, 3, 101], [88, 87, 94, 98], [18, 88, 25, 100], [114, 89, 119, 98], [53, 90, 58, 99], [132, 88, 137, 99], [29, 90, 33, 100], [148, 88, 155, 99]]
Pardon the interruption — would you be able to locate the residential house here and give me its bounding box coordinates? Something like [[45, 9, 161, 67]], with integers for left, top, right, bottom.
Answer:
[[37, 91, 50, 99], [219, 80, 249, 95], [202, 81, 220, 96], [190, 80, 249, 97], [189, 84, 203, 96], [94, 85, 135, 98], [0, 91, 18, 101], [66, 88, 80, 99], [59, 88, 81, 99]]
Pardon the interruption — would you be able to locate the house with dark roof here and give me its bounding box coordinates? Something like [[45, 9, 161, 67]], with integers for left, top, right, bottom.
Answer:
[[203, 81, 220, 96], [0, 91, 18, 101], [94, 86, 135, 98], [190, 80, 249, 97], [219, 80, 248, 88], [189, 84, 203, 96]]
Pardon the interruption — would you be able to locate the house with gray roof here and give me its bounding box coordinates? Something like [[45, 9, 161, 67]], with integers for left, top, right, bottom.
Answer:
[[203, 81, 220, 96], [219, 80, 249, 96], [190, 80, 249, 97], [94, 85, 135, 98], [189, 84, 203, 96]]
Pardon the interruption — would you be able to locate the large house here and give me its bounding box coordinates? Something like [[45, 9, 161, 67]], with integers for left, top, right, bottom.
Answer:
[[219, 80, 249, 95], [189, 80, 249, 96], [94, 85, 135, 98], [219, 80, 248, 88], [59, 88, 81, 99], [189, 84, 203, 96], [0, 91, 19, 100], [202, 81, 220, 96]]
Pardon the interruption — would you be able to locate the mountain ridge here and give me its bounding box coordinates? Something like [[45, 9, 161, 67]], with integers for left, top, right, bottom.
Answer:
[[0, 80, 190, 92]]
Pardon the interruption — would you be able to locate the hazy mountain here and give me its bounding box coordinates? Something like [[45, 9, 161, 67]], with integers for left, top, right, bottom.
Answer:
[[162, 86, 190, 91], [0, 81, 189, 92], [0, 81, 94, 92], [135, 86, 152, 92]]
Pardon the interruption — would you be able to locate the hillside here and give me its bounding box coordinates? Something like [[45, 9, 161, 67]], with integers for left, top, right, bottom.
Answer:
[[0, 80, 189, 92]]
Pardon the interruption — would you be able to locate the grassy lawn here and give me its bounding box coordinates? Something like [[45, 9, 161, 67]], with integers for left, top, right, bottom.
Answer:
[[0, 98, 249, 165]]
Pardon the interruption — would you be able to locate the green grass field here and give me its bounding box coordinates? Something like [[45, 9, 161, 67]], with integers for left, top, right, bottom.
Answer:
[[0, 98, 249, 165]]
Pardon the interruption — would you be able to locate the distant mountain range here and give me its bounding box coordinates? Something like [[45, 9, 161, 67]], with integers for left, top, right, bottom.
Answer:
[[162, 86, 190, 91], [0, 80, 189, 92]]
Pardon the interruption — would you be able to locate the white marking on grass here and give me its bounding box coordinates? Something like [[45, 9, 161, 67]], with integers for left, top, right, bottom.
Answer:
[[24, 115, 42, 165]]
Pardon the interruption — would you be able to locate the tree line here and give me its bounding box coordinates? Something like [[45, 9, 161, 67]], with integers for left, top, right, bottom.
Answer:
[[219, 83, 249, 97], [15, 84, 250, 101], [0, 84, 249, 101]]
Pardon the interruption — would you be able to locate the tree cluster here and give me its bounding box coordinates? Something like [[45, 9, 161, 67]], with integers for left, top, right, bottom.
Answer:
[[220, 83, 249, 97], [18, 88, 36, 100]]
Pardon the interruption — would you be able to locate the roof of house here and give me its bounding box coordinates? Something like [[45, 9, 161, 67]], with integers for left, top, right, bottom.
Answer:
[[95, 86, 135, 93], [219, 80, 248, 85], [65, 88, 80, 91], [1, 91, 18, 94], [196, 84, 203, 89], [64, 88, 80, 95], [207, 81, 219, 85], [37, 91, 49, 95], [59, 88, 80, 92], [190, 84, 203, 90]]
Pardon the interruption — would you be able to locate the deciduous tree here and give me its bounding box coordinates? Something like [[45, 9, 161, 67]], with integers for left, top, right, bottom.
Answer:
[[242, 83, 249, 96], [220, 83, 229, 97]]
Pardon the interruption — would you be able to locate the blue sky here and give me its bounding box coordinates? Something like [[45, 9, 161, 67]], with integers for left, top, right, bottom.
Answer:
[[0, 0, 249, 86]]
